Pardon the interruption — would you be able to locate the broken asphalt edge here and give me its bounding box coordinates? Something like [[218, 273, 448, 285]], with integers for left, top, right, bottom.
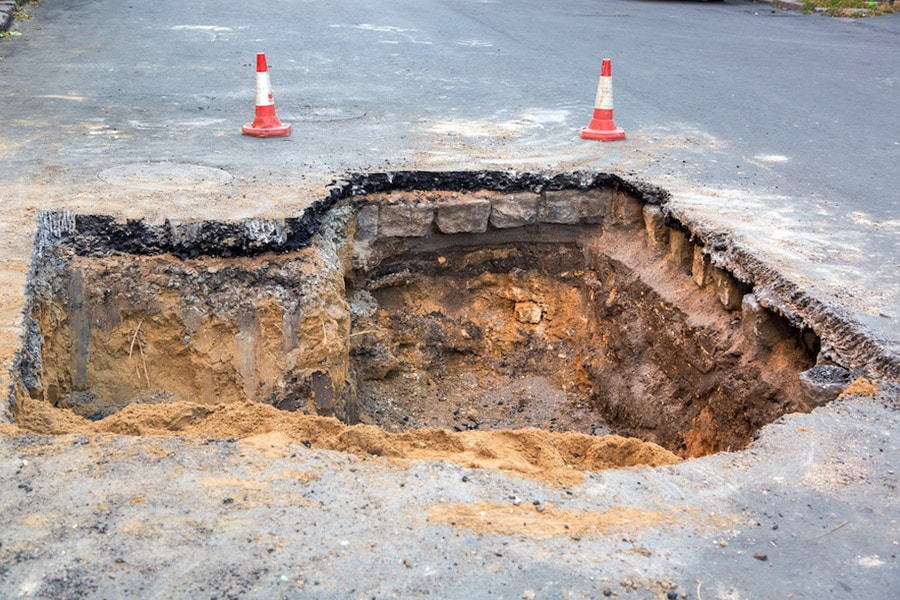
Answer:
[[3, 170, 897, 427]]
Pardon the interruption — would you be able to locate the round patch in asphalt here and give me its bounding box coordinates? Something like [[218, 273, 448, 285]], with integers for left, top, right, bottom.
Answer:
[[288, 105, 367, 123], [98, 162, 233, 190]]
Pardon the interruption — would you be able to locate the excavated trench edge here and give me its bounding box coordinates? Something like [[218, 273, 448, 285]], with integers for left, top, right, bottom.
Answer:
[[3, 170, 897, 425]]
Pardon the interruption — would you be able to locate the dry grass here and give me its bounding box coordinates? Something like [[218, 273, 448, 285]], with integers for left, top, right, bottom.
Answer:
[[800, 0, 898, 17]]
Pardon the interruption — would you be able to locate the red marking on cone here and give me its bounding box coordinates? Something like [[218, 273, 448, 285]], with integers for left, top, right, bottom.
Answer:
[[580, 58, 626, 142], [242, 53, 291, 138]]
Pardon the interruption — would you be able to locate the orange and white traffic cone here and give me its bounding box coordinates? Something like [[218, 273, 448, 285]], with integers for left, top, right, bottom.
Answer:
[[242, 52, 291, 138], [580, 58, 626, 142]]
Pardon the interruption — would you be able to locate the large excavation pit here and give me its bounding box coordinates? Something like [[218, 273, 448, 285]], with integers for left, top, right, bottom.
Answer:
[[9, 172, 848, 462]]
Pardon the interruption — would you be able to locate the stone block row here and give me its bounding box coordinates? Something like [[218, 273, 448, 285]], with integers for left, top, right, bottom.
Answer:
[[357, 189, 644, 240]]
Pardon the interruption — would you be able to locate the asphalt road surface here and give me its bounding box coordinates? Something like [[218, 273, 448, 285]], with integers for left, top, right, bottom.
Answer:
[[0, 1, 898, 598]]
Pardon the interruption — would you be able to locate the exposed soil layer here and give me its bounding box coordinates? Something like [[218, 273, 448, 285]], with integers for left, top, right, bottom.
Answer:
[[350, 223, 815, 456], [9, 170, 856, 469]]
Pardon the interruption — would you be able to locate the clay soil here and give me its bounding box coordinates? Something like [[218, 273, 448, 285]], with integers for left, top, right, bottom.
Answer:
[[351, 243, 607, 438]]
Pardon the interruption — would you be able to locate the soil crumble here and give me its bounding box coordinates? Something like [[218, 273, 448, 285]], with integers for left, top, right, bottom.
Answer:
[[838, 377, 879, 399]]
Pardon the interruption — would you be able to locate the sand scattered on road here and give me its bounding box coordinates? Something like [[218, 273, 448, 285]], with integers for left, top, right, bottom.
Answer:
[[427, 502, 691, 540]]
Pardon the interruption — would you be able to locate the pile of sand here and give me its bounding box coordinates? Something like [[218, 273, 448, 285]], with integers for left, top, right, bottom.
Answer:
[[14, 398, 680, 486]]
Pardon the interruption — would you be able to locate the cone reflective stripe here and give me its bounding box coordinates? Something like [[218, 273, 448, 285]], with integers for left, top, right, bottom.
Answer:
[[242, 52, 291, 138], [580, 58, 626, 142]]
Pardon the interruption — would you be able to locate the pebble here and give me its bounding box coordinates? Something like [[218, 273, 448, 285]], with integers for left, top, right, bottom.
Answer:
[[754, 552, 768, 561], [522, 590, 535, 600]]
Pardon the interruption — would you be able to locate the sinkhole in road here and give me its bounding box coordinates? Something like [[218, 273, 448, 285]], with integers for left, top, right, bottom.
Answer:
[[11, 172, 823, 462]]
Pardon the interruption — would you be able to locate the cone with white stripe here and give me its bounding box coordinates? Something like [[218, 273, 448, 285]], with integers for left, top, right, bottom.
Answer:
[[580, 58, 625, 142], [242, 52, 291, 138]]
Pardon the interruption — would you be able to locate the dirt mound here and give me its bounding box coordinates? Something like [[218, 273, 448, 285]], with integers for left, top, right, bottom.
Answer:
[[15, 398, 680, 486]]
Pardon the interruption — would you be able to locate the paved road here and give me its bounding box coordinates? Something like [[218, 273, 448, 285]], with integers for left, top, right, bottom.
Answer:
[[0, 1, 898, 598]]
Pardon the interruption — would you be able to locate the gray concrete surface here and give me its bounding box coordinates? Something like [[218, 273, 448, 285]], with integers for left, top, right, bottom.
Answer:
[[0, 1, 898, 598]]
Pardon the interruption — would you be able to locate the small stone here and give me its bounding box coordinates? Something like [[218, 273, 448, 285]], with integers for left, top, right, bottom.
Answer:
[[667, 591, 679, 600], [522, 590, 536, 600], [222, 497, 235, 505], [754, 552, 768, 561], [466, 409, 479, 422], [514, 302, 542, 324]]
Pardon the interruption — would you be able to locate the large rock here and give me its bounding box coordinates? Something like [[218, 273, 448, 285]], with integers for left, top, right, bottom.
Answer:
[[490, 193, 540, 229], [379, 203, 435, 237], [355, 204, 379, 240], [436, 197, 491, 234], [799, 365, 853, 406], [540, 191, 581, 224]]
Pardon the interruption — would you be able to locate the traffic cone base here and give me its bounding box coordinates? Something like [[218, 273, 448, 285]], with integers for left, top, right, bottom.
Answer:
[[580, 108, 625, 141], [580, 127, 626, 142], [242, 52, 291, 138], [242, 107, 292, 138]]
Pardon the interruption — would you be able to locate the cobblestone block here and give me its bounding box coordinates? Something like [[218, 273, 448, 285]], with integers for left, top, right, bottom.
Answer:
[[540, 191, 581, 224], [436, 198, 491, 234], [642, 205, 668, 252], [490, 193, 540, 228], [692, 246, 712, 288], [712, 267, 748, 311], [379, 203, 434, 237], [611, 191, 643, 226], [355, 204, 379, 240]]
